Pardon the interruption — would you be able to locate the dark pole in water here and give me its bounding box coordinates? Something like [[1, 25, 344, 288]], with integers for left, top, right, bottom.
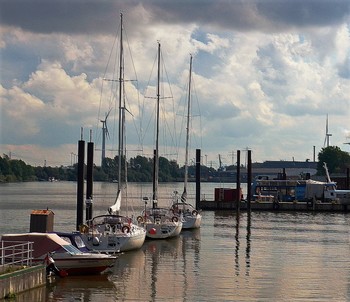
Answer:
[[77, 128, 85, 231], [86, 130, 94, 221], [195, 149, 201, 210], [152, 149, 157, 208], [236, 150, 241, 213], [247, 150, 252, 211]]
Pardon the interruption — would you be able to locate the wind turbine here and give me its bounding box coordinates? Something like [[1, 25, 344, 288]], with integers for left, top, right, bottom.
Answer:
[[101, 108, 112, 166], [323, 114, 332, 148]]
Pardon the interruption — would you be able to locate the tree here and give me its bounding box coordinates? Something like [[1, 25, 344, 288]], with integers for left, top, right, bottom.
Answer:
[[102, 157, 117, 180], [317, 146, 350, 174]]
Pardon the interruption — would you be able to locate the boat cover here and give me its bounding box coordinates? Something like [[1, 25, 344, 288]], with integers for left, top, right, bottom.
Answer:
[[1, 232, 77, 258]]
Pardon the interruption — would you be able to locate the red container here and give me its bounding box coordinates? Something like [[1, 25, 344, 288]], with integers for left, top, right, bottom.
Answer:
[[214, 188, 242, 202]]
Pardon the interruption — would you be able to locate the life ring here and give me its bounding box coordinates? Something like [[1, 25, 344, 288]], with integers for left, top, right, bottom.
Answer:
[[122, 225, 130, 233], [172, 216, 179, 223], [79, 224, 89, 234], [192, 210, 198, 216], [137, 216, 144, 223]]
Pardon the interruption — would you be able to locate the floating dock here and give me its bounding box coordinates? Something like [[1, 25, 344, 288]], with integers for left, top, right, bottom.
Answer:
[[198, 199, 350, 212]]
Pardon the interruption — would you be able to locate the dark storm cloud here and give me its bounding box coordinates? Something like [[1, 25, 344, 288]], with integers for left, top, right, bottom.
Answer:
[[0, 0, 123, 34], [256, 0, 350, 27], [0, 0, 349, 35]]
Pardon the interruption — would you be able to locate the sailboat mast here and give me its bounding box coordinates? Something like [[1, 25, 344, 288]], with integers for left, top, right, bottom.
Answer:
[[153, 42, 161, 203], [182, 55, 192, 201], [118, 13, 124, 192]]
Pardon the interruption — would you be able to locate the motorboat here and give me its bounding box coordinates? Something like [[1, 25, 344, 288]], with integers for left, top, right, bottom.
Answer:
[[1, 233, 116, 275]]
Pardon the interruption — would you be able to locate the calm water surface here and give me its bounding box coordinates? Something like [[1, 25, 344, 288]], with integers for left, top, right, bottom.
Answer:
[[1, 182, 350, 301]]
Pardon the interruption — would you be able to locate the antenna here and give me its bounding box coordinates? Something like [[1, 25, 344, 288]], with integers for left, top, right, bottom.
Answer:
[[323, 114, 332, 148]]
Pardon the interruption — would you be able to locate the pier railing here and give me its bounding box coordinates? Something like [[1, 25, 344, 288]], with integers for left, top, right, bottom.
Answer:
[[0, 240, 34, 269]]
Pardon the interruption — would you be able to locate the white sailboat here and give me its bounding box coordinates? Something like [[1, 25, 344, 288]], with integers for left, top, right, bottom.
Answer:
[[137, 42, 183, 239], [170, 55, 202, 229], [80, 13, 146, 253]]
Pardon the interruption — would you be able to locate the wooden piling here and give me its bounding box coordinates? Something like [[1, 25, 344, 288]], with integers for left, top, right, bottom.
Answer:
[[76, 128, 85, 231], [247, 150, 252, 211], [195, 149, 201, 210], [86, 132, 94, 221], [236, 150, 241, 213]]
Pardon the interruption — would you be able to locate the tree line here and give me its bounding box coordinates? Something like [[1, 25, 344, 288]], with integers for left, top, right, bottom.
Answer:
[[0, 153, 215, 183], [1, 146, 349, 182]]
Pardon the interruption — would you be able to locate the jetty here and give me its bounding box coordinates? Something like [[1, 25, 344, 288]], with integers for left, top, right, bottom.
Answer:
[[198, 199, 350, 212], [0, 240, 46, 299], [195, 149, 350, 213]]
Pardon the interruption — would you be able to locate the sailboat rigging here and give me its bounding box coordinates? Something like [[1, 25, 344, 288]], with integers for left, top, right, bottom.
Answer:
[[80, 13, 146, 253], [137, 42, 183, 239], [171, 55, 202, 229]]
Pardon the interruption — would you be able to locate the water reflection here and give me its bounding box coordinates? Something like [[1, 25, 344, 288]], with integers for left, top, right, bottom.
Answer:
[[245, 212, 251, 276], [109, 229, 201, 301], [235, 214, 240, 276], [46, 275, 115, 301], [4, 183, 350, 301], [10, 286, 46, 302], [214, 211, 252, 278]]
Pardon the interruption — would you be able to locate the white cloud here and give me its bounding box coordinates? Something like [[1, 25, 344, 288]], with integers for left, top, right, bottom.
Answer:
[[0, 3, 349, 167]]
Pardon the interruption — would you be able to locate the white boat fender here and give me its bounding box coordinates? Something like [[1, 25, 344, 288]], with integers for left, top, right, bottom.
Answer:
[[122, 225, 130, 233], [92, 236, 100, 246]]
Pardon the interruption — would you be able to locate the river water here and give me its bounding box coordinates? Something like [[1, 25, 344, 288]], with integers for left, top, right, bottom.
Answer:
[[1, 181, 350, 301]]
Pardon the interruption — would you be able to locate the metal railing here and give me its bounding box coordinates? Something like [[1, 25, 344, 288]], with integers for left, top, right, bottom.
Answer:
[[0, 241, 34, 268]]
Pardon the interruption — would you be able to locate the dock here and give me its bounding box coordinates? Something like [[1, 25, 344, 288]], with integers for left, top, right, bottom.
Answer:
[[198, 199, 350, 212], [1, 241, 46, 299]]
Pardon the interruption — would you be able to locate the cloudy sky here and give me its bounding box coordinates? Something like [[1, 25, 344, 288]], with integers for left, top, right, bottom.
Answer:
[[1, 0, 350, 168]]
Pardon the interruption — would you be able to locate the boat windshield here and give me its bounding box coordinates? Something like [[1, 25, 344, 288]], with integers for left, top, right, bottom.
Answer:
[[62, 244, 83, 255], [73, 235, 86, 249]]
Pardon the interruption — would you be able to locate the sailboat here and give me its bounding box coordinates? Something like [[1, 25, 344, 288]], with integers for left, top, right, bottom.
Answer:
[[170, 55, 202, 229], [137, 42, 183, 239], [80, 13, 146, 253]]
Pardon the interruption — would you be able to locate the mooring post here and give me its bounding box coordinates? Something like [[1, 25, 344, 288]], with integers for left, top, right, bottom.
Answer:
[[236, 150, 241, 213], [247, 150, 252, 212], [152, 149, 157, 208], [195, 149, 201, 210], [76, 128, 85, 231], [86, 130, 94, 221]]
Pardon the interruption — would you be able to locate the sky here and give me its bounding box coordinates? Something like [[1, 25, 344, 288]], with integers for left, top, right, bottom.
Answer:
[[1, 0, 350, 169]]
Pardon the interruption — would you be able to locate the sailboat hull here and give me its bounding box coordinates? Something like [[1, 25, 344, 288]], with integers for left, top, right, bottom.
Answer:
[[143, 221, 183, 239], [170, 202, 202, 229], [182, 215, 202, 229], [81, 215, 146, 253], [82, 230, 146, 253]]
